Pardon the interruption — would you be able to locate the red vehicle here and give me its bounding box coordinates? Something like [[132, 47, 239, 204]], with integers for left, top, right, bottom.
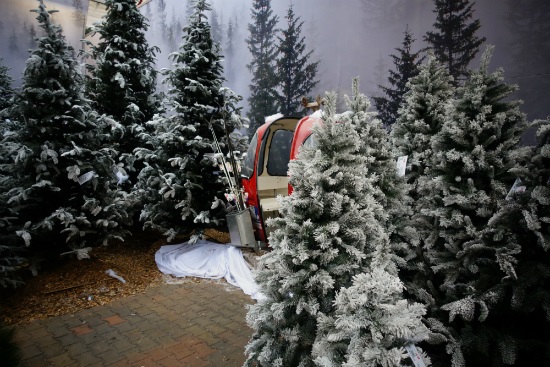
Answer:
[[240, 113, 321, 243]]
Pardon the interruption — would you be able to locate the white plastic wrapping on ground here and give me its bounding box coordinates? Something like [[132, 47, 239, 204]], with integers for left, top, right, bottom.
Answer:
[[155, 240, 264, 300]]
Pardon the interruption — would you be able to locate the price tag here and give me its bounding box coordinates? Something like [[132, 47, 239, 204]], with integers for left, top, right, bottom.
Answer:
[[405, 343, 426, 367], [78, 171, 95, 185], [397, 155, 408, 177], [505, 178, 526, 200]]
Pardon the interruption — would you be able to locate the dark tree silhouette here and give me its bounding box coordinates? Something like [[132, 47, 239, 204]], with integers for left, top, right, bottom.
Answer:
[[246, 0, 278, 138], [374, 27, 424, 127], [425, 0, 485, 82]]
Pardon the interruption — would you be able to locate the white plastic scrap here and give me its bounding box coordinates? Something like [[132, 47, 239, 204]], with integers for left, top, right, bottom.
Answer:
[[105, 269, 127, 284]]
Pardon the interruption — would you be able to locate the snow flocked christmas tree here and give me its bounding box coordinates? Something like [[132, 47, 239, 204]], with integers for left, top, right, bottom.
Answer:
[[0, 58, 14, 119], [340, 78, 414, 273], [391, 54, 454, 202], [473, 115, 550, 366], [414, 46, 529, 366], [244, 91, 427, 367], [134, 0, 245, 241], [86, 0, 160, 185], [3, 0, 130, 256]]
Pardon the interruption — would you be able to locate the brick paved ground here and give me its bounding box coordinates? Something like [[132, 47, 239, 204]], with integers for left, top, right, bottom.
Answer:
[[14, 282, 254, 366]]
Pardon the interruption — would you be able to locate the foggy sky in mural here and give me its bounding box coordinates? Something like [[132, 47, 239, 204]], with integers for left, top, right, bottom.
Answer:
[[0, 0, 548, 122]]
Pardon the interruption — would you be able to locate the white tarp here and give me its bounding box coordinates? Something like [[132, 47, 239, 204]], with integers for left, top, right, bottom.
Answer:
[[155, 240, 264, 300]]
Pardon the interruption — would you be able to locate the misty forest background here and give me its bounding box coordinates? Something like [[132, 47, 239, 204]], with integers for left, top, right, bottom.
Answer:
[[1, 0, 550, 367], [1, 0, 548, 125]]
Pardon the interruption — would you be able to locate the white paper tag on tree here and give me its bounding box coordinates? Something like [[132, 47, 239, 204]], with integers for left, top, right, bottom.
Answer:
[[505, 178, 526, 200], [397, 155, 408, 177], [405, 344, 426, 367], [78, 171, 95, 185]]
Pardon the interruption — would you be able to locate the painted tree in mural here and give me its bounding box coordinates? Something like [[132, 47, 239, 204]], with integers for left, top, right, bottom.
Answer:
[[246, 0, 278, 138], [0, 58, 14, 118], [224, 18, 236, 85], [3, 0, 129, 255], [134, 0, 245, 240], [425, 0, 485, 83], [86, 0, 160, 185], [274, 4, 319, 116], [210, 7, 223, 46], [506, 0, 550, 120], [374, 27, 424, 127], [71, 0, 85, 29]]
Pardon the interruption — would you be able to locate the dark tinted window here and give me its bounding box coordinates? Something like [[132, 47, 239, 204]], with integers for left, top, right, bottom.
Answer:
[[241, 133, 258, 179], [267, 129, 294, 176]]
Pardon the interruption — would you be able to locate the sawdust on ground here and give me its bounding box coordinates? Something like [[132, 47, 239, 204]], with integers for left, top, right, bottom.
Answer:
[[0, 228, 233, 325]]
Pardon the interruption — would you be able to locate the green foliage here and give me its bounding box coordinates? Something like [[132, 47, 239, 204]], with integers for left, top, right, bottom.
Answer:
[[86, 0, 160, 182], [424, 0, 486, 83], [344, 79, 416, 279], [415, 47, 529, 366], [391, 55, 454, 200], [246, 0, 279, 137], [0, 58, 14, 118], [3, 0, 130, 254], [245, 91, 426, 367], [274, 5, 320, 116], [479, 117, 550, 365], [374, 27, 424, 127], [134, 0, 245, 240]]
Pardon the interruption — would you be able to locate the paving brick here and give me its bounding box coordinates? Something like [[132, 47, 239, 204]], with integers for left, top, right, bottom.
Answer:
[[64, 341, 91, 357], [19, 344, 42, 359], [90, 321, 114, 335], [97, 348, 126, 364], [108, 337, 135, 353], [104, 314, 126, 325], [16, 282, 254, 367], [56, 333, 80, 347], [40, 344, 66, 358], [71, 324, 94, 336], [179, 354, 208, 367], [74, 351, 105, 367], [157, 355, 182, 367], [21, 355, 50, 367], [47, 352, 76, 366], [134, 336, 161, 353]]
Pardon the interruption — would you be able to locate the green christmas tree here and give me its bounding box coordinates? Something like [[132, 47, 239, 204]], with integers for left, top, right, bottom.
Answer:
[[391, 55, 454, 201], [4, 0, 129, 254], [0, 58, 14, 119], [244, 92, 424, 366], [86, 0, 160, 182], [134, 0, 244, 240], [475, 116, 550, 366], [416, 47, 528, 366]]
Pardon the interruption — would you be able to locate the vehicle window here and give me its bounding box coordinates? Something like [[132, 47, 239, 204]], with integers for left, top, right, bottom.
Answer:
[[257, 130, 268, 176], [302, 133, 317, 150], [241, 133, 258, 179], [267, 129, 294, 176]]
